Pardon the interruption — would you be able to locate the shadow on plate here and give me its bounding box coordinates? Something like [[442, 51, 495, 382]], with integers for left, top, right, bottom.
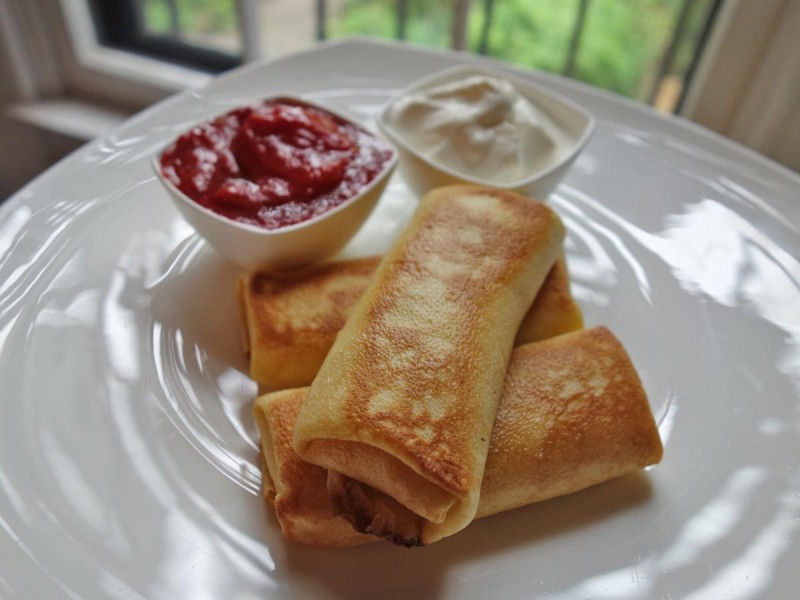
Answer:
[[276, 471, 654, 600]]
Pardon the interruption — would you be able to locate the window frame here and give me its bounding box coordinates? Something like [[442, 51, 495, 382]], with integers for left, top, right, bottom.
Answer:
[[4, 0, 263, 112], [54, 0, 220, 109], [87, 0, 243, 75]]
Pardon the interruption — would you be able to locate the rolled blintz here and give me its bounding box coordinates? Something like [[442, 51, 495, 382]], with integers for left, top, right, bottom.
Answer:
[[253, 387, 373, 547], [292, 185, 565, 544], [254, 328, 663, 547], [237, 257, 380, 390], [238, 255, 583, 390], [515, 256, 583, 344]]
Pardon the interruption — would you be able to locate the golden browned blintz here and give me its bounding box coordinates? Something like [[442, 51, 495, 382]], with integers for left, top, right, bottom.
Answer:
[[237, 257, 380, 390], [516, 256, 583, 344], [254, 327, 663, 547], [237, 255, 583, 390], [291, 185, 565, 543], [253, 388, 374, 546], [328, 326, 664, 546]]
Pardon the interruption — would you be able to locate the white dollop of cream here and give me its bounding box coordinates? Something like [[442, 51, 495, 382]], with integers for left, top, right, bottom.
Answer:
[[385, 75, 571, 185]]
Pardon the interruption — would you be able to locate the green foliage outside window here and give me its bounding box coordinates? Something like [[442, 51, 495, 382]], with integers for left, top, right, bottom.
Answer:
[[136, 0, 715, 107], [330, 0, 715, 103], [140, 0, 238, 39]]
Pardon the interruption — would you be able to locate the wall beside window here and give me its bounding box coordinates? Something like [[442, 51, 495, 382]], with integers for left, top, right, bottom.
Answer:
[[682, 0, 800, 174]]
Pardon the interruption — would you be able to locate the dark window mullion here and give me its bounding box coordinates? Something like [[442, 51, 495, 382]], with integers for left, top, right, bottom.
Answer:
[[645, 0, 693, 105], [88, 0, 241, 74], [90, 0, 141, 46], [562, 0, 591, 77], [165, 0, 182, 37], [124, 33, 241, 72], [477, 0, 495, 55], [675, 0, 725, 114], [396, 0, 408, 40], [316, 0, 326, 41]]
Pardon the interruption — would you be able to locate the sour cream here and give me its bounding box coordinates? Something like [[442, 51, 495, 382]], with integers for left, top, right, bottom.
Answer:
[[384, 75, 572, 185]]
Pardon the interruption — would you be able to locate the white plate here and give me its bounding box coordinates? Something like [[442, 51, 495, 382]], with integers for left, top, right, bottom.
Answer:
[[1, 39, 799, 599]]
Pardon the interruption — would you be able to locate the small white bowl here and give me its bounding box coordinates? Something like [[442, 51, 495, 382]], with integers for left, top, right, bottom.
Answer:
[[153, 96, 397, 271], [377, 64, 595, 201]]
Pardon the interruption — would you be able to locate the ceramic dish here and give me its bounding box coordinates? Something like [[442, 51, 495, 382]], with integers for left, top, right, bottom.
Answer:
[[153, 95, 397, 270], [377, 63, 595, 200], [1, 39, 799, 599]]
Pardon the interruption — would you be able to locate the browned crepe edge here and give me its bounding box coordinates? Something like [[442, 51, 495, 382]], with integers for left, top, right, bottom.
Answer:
[[253, 389, 374, 547], [328, 327, 663, 546]]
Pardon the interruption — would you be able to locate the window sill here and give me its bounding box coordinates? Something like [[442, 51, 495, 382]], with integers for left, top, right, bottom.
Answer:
[[5, 97, 132, 142]]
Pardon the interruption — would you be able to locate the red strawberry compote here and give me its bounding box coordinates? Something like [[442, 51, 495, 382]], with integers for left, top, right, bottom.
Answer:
[[160, 98, 395, 229]]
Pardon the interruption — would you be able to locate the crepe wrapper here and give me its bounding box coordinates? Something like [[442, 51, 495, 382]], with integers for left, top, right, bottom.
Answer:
[[254, 327, 663, 547], [290, 185, 566, 543], [238, 255, 583, 390]]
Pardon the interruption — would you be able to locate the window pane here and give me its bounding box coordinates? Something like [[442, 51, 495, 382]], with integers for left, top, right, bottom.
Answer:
[[328, 0, 452, 48], [257, 0, 318, 58], [653, 0, 717, 112], [571, 0, 681, 101], [469, 0, 716, 113], [140, 0, 175, 35], [323, 0, 718, 114], [138, 0, 241, 54], [468, 0, 578, 75], [91, 0, 718, 112]]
